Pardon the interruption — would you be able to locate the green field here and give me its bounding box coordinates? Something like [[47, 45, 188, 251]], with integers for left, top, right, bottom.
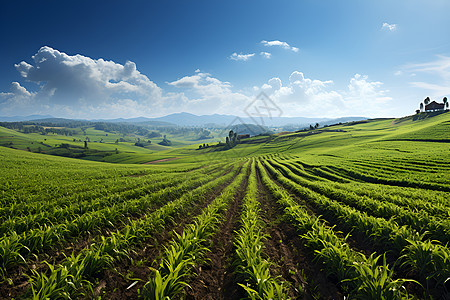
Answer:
[[0, 111, 449, 299]]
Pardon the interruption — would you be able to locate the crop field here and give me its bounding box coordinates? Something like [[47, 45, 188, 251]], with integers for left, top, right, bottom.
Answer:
[[1, 112, 450, 299]]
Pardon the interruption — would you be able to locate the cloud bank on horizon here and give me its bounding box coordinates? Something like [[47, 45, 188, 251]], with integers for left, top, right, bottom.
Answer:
[[0, 46, 448, 119]]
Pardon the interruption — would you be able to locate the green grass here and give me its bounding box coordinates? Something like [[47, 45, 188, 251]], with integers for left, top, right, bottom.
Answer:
[[1, 111, 450, 298]]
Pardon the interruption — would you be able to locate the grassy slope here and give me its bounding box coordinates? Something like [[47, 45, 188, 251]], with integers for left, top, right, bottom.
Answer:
[[0, 111, 449, 167]]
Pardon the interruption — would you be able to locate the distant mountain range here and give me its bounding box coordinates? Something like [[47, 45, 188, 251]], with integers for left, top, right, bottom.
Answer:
[[0, 115, 54, 122], [93, 112, 367, 128], [0, 112, 367, 128]]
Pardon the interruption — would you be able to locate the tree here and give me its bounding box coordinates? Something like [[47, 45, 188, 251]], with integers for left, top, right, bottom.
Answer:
[[444, 97, 448, 109], [424, 97, 430, 105], [315, 123, 319, 129], [446, 102, 449, 110], [158, 135, 172, 146], [419, 102, 424, 112]]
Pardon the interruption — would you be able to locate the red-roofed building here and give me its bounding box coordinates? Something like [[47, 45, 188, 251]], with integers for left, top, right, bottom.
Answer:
[[425, 101, 445, 112]]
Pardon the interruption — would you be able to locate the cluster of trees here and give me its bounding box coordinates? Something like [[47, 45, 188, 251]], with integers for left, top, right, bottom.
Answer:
[[158, 135, 172, 146], [198, 143, 210, 149], [196, 128, 213, 140], [225, 130, 240, 149], [0, 122, 77, 136], [309, 123, 320, 130], [94, 122, 150, 136], [147, 131, 162, 138], [134, 137, 152, 148]]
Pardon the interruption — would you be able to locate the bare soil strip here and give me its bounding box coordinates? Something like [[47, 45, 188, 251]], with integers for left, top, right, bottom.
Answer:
[[257, 165, 343, 300], [184, 167, 250, 300], [259, 163, 344, 299]]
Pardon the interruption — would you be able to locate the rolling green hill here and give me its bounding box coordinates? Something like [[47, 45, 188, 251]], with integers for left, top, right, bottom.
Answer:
[[0, 111, 449, 299]]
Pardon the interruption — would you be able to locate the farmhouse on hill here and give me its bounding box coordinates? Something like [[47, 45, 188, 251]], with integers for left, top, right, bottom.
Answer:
[[418, 96, 448, 113], [425, 101, 445, 112]]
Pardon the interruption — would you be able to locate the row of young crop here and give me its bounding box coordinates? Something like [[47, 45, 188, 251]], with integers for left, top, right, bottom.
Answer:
[[140, 160, 250, 299], [140, 159, 295, 300], [232, 159, 289, 299], [262, 157, 450, 294], [0, 162, 235, 283], [0, 159, 208, 210], [0, 162, 228, 236], [25, 161, 244, 299], [312, 166, 450, 217], [276, 157, 450, 213], [326, 162, 450, 192], [268, 159, 450, 243], [256, 159, 413, 299], [278, 152, 450, 191], [0, 163, 214, 221]]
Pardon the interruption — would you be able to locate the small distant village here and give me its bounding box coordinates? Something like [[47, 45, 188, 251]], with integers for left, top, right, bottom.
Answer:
[[416, 97, 449, 114]]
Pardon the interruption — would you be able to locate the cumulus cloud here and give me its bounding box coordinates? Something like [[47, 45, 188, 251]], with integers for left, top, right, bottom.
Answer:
[[261, 40, 299, 52], [1, 46, 172, 118], [0, 82, 36, 114], [1, 46, 392, 119], [381, 22, 397, 31], [229, 52, 255, 61], [168, 71, 251, 114], [13, 46, 163, 106], [260, 52, 272, 59], [257, 71, 391, 117]]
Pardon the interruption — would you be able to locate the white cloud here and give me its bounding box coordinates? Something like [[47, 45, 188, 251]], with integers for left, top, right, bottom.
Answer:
[[394, 70, 403, 76], [12, 46, 163, 106], [260, 52, 272, 59], [229, 52, 255, 61], [0, 82, 36, 115], [258, 71, 391, 117], [1, 46, 393, 119], [1, 46, 173, 118], [381, 22, 397, 31], [347, 74, 392, 105], [167, 71, 251, 114], [261, 40, 299, 52]]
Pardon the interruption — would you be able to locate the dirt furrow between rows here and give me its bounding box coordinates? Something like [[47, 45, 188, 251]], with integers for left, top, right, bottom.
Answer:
[[256, 165, 343, 300], [184, 167, 250, 300], [97, 163, 245, 299]]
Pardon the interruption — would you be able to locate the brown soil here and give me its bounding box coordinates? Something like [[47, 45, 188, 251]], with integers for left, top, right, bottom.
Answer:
[[256, 165, 344, 300], [183, 163, 250, 300], [143, 157, 180, 164]]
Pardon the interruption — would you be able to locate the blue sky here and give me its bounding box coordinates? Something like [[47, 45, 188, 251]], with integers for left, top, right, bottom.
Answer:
[[1, 0, 449, 119]]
